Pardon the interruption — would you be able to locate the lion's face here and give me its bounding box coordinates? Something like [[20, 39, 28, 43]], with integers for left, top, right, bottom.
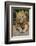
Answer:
[[16, 10, 26, 23]]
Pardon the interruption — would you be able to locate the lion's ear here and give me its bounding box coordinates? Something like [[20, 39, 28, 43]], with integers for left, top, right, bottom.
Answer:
[[25, 11, 28, 15]]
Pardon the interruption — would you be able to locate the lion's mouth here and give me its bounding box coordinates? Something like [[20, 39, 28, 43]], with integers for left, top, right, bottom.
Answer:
[[19, 20, 23, 23]]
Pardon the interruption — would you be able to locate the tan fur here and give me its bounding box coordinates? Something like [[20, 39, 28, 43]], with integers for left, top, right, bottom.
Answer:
[[16, 10, 29, 32]]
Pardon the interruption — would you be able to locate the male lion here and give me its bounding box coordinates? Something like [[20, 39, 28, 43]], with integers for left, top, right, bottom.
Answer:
[[16, 10, 29, 32]]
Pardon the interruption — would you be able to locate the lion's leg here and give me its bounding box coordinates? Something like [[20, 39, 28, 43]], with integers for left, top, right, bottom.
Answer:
[[23, 24, 29, 32]]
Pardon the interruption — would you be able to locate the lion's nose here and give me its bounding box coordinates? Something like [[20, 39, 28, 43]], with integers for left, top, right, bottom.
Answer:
[[19, 18, 21, 20]]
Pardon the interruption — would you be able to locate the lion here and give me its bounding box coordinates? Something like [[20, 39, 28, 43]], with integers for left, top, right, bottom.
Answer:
[[16, 10, 29, 32]]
